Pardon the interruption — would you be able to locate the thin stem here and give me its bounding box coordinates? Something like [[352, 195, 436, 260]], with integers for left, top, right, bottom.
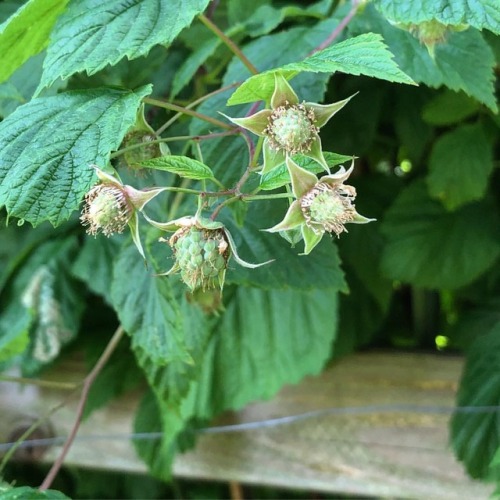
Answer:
[[210, 196, 241, 220], [110, 131, 236, 159], [243, 193, 294, 201], [198, 14, 259, 75], [308, 0, 361, 56], [167, 178, 193, 220], [39, 326, 125, 491], [143, 97, 232, 130], [156, 83, 239, 135], [0, 375, 77, 390]]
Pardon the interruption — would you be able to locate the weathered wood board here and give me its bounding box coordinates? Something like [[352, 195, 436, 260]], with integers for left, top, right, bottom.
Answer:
[[0, 352, 493, 499]]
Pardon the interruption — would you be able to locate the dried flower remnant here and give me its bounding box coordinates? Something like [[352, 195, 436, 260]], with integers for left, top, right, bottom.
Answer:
[[81, 184, 132, 237], [225, 72, 355, 174], [80, 165, 167, 258], [267, 157, 375, 254]]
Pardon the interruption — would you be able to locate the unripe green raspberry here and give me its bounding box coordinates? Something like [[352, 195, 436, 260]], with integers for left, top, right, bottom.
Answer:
[[266, 103, 318, 154], [170, 227, 230, 291], [80, 185, 133, 236]]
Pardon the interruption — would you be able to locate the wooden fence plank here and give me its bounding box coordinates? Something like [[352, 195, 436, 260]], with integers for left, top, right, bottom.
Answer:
[[0, 352, 493, 499]]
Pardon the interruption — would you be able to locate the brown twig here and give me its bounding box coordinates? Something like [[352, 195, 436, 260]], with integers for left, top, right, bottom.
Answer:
[[39, 325, 125, 491], [308, 0, 361, 56], [198, 14, 259, 75]]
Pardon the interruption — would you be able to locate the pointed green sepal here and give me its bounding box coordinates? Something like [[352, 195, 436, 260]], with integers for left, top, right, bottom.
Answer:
[[301, 224, 324, 255], [128, 212, 145, 259], [270, 73, 299, 108], [352, 213, 377, 224], [320, 158, 355, 187], [307, 93, 357, 128], [262, 138, 286, 174], [220, 110, 271, 136], [265, 200, 303, 233], [307, 136, 329, 173], [286, 156, 317, 198], [223, 227, 274, 268], [125, 186, 169, 211]]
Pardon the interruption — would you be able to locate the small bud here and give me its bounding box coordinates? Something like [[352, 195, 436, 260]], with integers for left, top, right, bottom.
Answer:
[[80, 184, 133, 236]]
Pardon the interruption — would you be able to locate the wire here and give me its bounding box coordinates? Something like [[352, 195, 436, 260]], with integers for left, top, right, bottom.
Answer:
[[1, 403, 499, 454]]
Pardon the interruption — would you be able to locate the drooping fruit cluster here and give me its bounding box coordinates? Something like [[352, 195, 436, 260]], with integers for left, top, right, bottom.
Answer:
[[168, 226, 230, 291]]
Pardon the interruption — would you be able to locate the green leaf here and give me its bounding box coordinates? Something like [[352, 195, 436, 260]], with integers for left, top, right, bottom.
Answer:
[[372, 0, 500, 34], [451, 326, 500, 479], [170, 37, 221, 99], [72, 235, 121, 300], [193, 286, 339, 415], [0, 236, 84, 369], [353, 6, 498, 112], [422, 90, 480, 125], [0, 307, 30, 362], [38, 0, 211, 90], [0, 485, 70, 499], [447, 297, 500, 349], [227, 33, 415, 105], [381, 181, 500, 289], [110, 240, 191, 367], [0, 85, 152, 226], [140, 155, 215, 180], [222, 202, 347, 292], [427, 123, 494, 210], [135, 284, 339, 479], [259, 152, 352, 191], [0, 0, 69, 83]]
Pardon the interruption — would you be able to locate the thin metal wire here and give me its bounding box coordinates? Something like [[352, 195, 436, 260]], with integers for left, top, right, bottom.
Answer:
[[1, 403, 499, 453]]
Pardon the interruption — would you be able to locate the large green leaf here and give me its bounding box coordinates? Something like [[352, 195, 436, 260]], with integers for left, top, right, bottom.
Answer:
[[110, 240, 191, 367], [38, 0, 211, 90], [373, 0, 500, 34], [135, 285, 339, 478], [228, 33, 415, 105], [422, 90, 480, 126], [451, 327, 500, 478], [72, 235, 121, 300], [427, 123, 494, 210], [380, 181, 500, 289], [0, 85, 151, 226], [0, 0, 69, 83], [193, 286, 339, 415], [352, 6, 497, 112]]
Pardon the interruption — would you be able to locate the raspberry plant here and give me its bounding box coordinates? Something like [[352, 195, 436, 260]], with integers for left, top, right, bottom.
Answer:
[[0, 0, 499, 496]]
